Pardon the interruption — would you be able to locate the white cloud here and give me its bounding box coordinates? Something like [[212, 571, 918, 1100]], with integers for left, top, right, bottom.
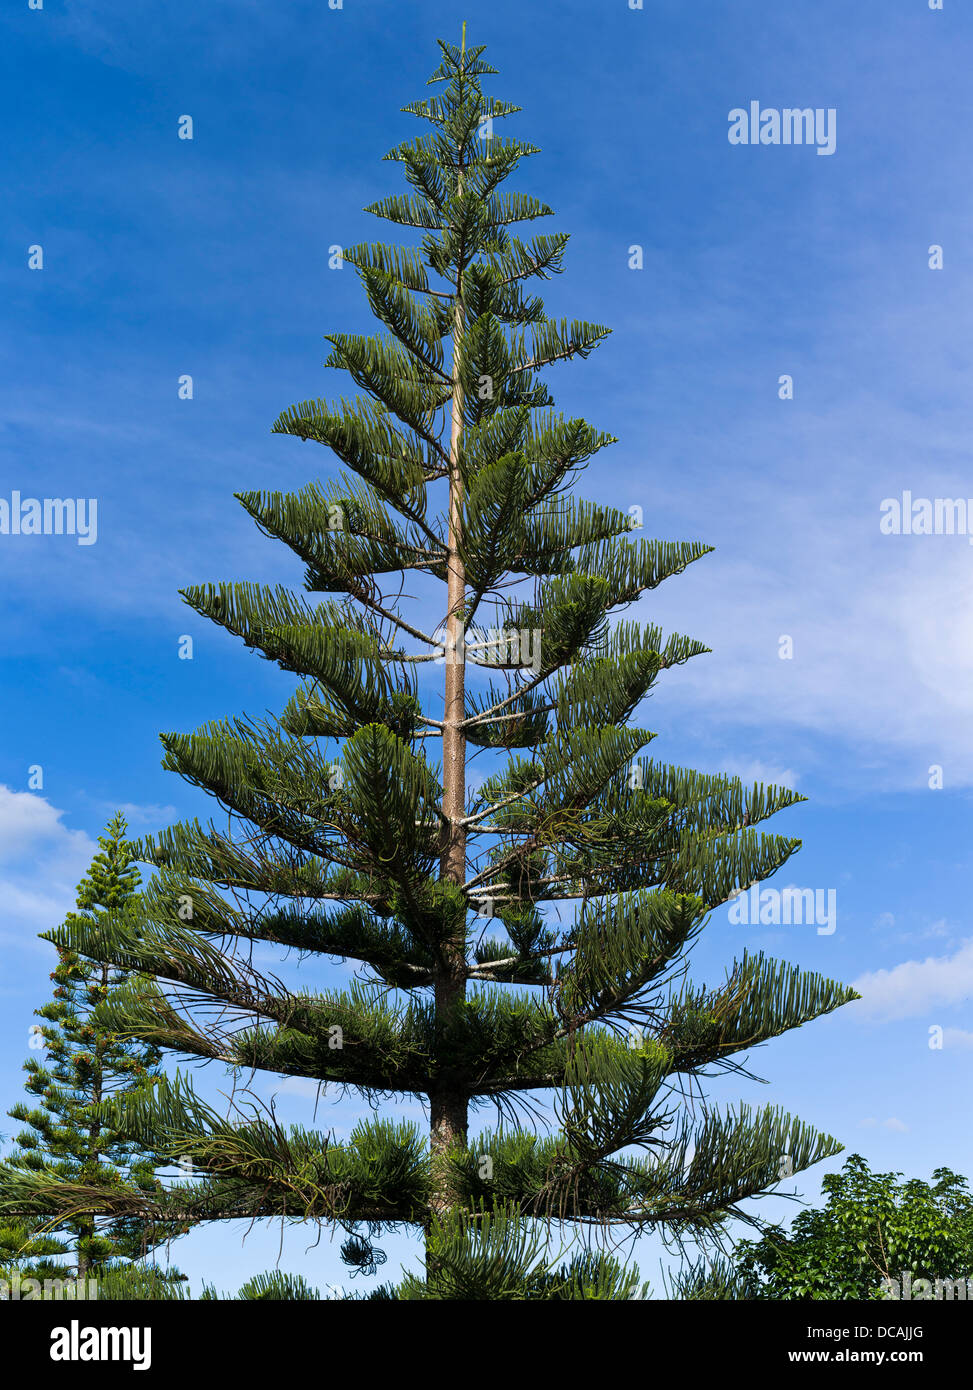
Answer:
[[0, 787, 95, 950], [850, 937, 973, 1022], [859, 1117, 909, 1132], [711, 758, 799, 789], [0, 785, 90, 865], [628, 321, 973, 792], [893, 918, 953, 947], [924, 919, 951, 938]]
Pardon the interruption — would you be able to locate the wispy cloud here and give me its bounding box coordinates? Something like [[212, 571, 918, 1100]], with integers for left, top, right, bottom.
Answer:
[[850, 938, 973, 1023], [860, 1117, 909, 1133], [710, 758, 799, 789], [0, 786, 95, 950]]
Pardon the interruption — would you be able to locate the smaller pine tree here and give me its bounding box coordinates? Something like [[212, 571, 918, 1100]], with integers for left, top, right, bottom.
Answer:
[[0, 814, 187, 1284], [0, 1200, 71, 1285]]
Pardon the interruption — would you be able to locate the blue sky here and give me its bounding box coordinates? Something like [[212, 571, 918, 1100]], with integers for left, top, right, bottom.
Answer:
[[2, 0, 972, 1295]]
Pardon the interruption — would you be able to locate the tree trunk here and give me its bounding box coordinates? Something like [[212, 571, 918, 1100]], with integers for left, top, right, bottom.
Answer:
[[429, 104, 470, 1254]]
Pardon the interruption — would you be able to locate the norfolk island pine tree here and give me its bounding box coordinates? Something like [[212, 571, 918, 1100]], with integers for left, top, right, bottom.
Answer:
[[0, 815, 190, 1294], [25, 31, 859, 1298]]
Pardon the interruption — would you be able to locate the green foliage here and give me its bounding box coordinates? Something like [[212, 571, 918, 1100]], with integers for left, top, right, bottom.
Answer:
[[235, 1271, 322, 1300], [708, 1155, 973, 1299], [388, 1206, 649, 1301], [669, 1252, 757, 1301]]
